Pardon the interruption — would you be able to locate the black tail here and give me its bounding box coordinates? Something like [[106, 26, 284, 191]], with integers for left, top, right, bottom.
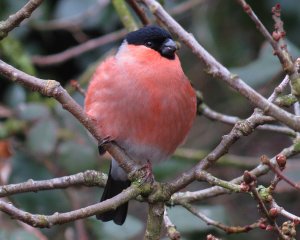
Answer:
[[96, 163, 131, 225]]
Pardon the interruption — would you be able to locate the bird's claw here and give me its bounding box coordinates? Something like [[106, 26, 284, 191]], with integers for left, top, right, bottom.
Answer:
[[97, 136, 112, 155], [139, 160, 154, 183]]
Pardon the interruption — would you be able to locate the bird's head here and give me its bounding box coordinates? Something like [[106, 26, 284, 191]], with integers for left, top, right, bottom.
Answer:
[[125, 25, 177, 60]]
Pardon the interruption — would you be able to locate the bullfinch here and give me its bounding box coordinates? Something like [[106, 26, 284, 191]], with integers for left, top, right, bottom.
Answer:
[[84, 25, 196, 225]]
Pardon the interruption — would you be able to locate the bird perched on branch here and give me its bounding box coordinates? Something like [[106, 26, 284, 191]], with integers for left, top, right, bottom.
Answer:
[[84, 25, 196, 225]]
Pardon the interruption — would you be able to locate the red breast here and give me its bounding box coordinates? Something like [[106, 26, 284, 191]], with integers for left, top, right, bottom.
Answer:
[[85, 42, 196, 162]]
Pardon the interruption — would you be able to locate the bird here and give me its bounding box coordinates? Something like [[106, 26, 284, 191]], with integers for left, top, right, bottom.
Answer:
[[84, 25, 196, 225]]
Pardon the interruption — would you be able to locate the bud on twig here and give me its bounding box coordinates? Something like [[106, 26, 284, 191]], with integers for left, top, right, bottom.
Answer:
[[269, 208, 279, 218], [243, 170, 256, 185], [276, 154, 287, 169]]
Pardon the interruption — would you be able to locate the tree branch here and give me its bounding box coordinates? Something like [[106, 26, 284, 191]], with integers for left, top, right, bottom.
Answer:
[[126, 0, 151, 25], [270, 199, 300, 223], [0, 59, 140, 178], [171, 144, 297, 204], [0, 185, 141, 228], [0, 0, 44, 40], [236, 1, 300, 98], [201, 103, 296, 137], [163, 207, 180, 240], [145, 202, 165, 240], [181, 202, 261, 233], [0, 170, 106, 197]]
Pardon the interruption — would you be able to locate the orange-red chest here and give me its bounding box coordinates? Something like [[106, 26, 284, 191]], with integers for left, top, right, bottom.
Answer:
[[85, 44, 196, 162]]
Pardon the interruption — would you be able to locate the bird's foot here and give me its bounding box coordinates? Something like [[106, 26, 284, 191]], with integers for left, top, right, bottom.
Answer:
[[97, 136, 112, 155], [139, 160, 154, 183]]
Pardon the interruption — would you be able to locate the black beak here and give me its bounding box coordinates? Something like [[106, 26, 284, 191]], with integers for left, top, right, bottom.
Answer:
[[160, 38, 177, 59]]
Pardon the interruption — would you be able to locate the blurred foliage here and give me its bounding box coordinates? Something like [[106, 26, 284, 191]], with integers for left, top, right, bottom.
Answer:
[[0, 0, 300, 239]]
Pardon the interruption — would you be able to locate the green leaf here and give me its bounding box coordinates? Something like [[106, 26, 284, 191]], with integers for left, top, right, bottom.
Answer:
[[26, 118, 58, 156]]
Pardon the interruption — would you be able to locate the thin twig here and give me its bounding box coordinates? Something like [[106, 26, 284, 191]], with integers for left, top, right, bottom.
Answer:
[[170, 144, 297, 204], [196, 171, 241, 192], [261, 156, 300, 191], [249, 184, 286, 239], [201, 104, 296, 137], [181, 202, 261, 233], [268, 75, 290, 102], [270, 200, 300, 223], [168, 109, 276, 194], [236, 1, 300, 98], [0, 170, 106, 197], [127, 0, 151, 25], [69, 80, 86, 97], [0, 0, 44, 40], [163, 207, 180, 240], [235, 1, 293, 73]]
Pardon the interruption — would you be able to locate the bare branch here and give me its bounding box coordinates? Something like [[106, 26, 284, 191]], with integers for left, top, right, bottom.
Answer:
[[201, 104, 296, 137], [196, 171, 241, 192], [145, 202, 165, 240], [247, 180, 285, 239], [126, 0, 151, 25], [0, 185, 141, 228], [0, 59, 140, 178], [0, 0, 44, 40], [168, 110, 274, 193], [167, 47, 298, 194], [171, 144, 297, 204], [236, 1, 300, 98], [270, 200, 300, 223], [69, 80, 86, 97], [200, 75, 295, 136], [261, 155, 300, 191], [181, 202, 261, 233], [0, 170, 106, 197], [268, 75, 290, 102], [163, 207, 180, 240]]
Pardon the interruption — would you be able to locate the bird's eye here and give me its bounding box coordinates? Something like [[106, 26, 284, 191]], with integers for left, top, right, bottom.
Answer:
[[145, 41, 153, 48]]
